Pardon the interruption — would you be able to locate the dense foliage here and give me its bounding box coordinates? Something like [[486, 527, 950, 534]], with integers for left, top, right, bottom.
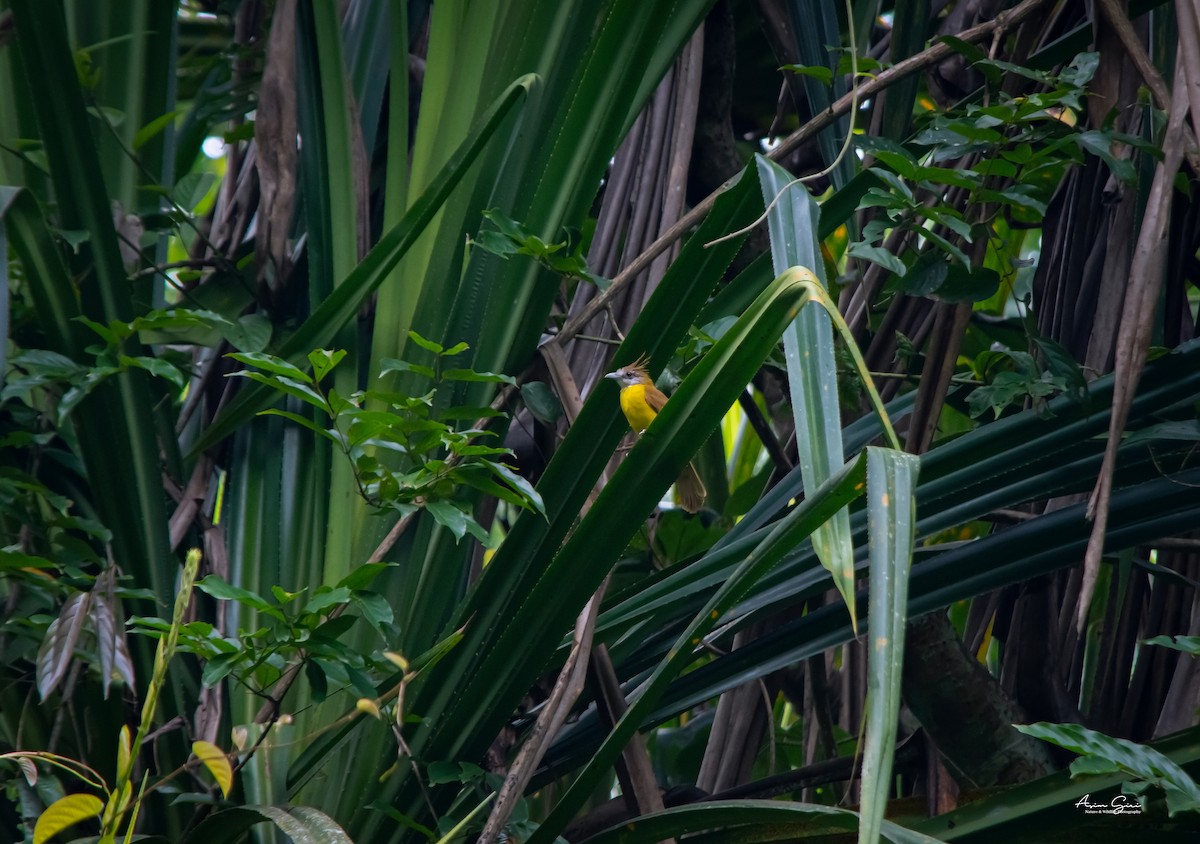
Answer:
[[2, 1, 1199, 843]]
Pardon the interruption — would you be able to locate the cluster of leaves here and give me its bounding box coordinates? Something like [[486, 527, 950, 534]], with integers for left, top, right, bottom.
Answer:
[[1017, 721, 1200, 817], [232, 336, 544, 545], [964, 339, 1086, 419], [2, 307, 270, 433], [130, 562, 395, 703], [2, 549, 359, 844], [0, 410, 147, 706], [849, 51, 1106, 290], [473, 207, 609, 290]]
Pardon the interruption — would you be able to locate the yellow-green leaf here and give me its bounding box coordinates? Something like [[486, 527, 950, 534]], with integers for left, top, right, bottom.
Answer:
[[192, 740, 233, 797], [34, 793, 103, 844], [116, 725, 131, 782]]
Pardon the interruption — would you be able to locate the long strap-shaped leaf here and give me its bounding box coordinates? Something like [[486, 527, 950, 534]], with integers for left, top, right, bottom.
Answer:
[[527, 451, 871, 844], [756, 154, 859, 630], [508, 267, 849, 843], [635, 464, 1200, 723], [10, 0, 173, 600], [188, 73, 537, 455], [859, 448, 920, 844], [576, 799, 943, 844], [283, 167, 766, 826]]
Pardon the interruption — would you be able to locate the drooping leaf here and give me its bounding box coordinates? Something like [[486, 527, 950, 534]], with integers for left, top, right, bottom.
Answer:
[[36, 591, 91, 700], [192, 740, 233, 797], [33, 793, 104, 844], [257, 805, 355, 844]]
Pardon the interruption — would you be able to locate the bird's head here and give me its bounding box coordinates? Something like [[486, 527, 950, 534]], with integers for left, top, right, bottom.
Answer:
[[604, 356, 652, 388]]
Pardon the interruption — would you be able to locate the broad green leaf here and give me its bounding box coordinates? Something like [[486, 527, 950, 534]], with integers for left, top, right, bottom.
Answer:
[[520, 381, 563, 424], [226, 352, 311, 382], [1015, 722, 1200, 816], [304, 587, 352, 614], [407, 331, 445, 355], [309, 349, 347, 383], [424, 500, 472, 541], [196, 576, 285, 621], [849, 241, 908, 276]]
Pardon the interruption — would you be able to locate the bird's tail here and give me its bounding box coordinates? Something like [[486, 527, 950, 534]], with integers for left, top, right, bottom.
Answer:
[[676, 461, 707, 513]]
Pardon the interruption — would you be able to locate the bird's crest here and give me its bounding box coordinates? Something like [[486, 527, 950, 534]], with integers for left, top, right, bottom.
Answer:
[[624, 353, 652, 381]]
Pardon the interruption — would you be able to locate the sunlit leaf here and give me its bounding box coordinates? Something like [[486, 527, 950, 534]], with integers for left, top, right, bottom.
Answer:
[[33, 793, 103, 844], [192, 740, 233, 797]]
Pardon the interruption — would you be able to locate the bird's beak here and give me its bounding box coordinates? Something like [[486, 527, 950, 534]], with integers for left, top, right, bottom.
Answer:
[[604, 371, 620, 381]]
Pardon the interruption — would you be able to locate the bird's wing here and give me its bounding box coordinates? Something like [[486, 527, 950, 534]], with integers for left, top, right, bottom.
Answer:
[[643, 385, 669, 413]]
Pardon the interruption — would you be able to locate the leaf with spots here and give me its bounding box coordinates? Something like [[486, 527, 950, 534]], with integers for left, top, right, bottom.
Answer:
[[859, 447, 920, 844]]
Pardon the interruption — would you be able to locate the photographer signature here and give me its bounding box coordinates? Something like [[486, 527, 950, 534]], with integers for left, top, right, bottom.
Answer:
[[1074, 793, 1144, 815]]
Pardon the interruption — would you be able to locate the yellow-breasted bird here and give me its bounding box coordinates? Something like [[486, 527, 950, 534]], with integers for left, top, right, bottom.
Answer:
[[605, 357, 706, 513]]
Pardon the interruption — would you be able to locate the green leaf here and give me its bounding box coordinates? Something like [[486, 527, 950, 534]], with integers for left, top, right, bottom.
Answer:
[[122, 354, 187, 390], [1075, 130, 1137, 183], [933, 265, 1001, 304], [304, 587, 353, 614], [258, 409, 340, 444], [859, 448, 920, 844], [133, 110, 180, 150], [757, 154, 858, 631], [227, 352, 311, 382], [426, 761, 462, 785], [1015, 722, 1200, 816], [440, 368, 517, 385], [352, 591, 393, 630], [572, 800, 942, 844], [856, 137, 919, 180], [407, 331, 445, 355], [171, 171, 216, 212], [192, 740, 233, 797], [200, 651, 242, 687], [235, 371, 329, 412], [0, 550, 58, 570], [526, 284, 866, 843], [196, 576, 286, 621], [482, 459, 545, 516], [309, 349, 348, 383], [782, 63, 833, 85], [849, 242, 907, 276], [214, 312, 266, 355], [425, 500, 473, 541], [1141, 635, 1200, 655], [521, 381, 563, 425], [378, 358, 436, 379], [336, 562, 397, 591]]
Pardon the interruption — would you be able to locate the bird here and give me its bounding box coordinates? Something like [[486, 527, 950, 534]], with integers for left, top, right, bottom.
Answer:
[[605, 355, 706, 513]]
